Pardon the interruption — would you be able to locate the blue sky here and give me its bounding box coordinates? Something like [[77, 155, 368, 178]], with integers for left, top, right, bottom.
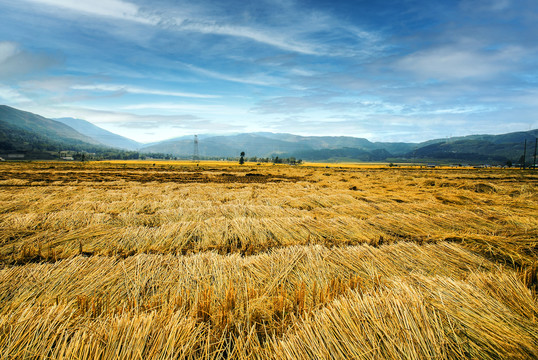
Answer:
[[0, 0, 537, 143]]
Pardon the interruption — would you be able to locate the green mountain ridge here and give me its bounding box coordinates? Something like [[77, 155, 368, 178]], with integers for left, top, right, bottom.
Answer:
[[1, 105, 536, 164], [0, 105, 100, 146], [0, 105, 109, 157], [409, 134, 538, 164]]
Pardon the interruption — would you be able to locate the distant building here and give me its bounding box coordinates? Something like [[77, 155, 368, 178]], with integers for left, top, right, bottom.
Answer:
[[61, 156, 74, 161]]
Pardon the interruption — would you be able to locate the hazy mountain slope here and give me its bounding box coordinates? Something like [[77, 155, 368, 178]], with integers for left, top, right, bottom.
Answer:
[[419, 130, 538, 147], [141, 133, 316, 157], [372, 142, 416, 155], [142, 133, 403, 158], [0, 105, 100, 146], [55, 117, 142, 150], [0, 105, 110, 156], [140, 128, 537, 163], [290, 147, 392, 162], [255, 133, 386, 151], [410, 131, 537, 163]]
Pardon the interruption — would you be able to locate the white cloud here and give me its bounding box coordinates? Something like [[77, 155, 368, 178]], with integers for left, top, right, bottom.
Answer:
[[20, 77, 77, 92], [72, 84, 219, 99], [490, 0, 511, 11], [19, 0, 379, 57], [21, 0, 157, 24], [460, 0, 512, 12], [18, 0, 323, 54], [121, 102, 248, 116], [185, 64, 280, 86], [0, 42, 58, 80], [395, 45, 525, 80], [180, 21, 319, 55], [427, 106, 493, 115], [0, 85, 31, 104], [0, 42, 19, 63]]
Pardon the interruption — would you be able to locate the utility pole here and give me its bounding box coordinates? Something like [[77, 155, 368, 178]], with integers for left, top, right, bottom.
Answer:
[[534, 138, 537, 170], [193, 135, 199, 162]]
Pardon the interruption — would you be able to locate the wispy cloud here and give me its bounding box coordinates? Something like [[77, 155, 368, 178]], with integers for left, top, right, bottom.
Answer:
[[21, 0, 157, 24], [20, 0, 374, 57], [396, 46, 513, 80], [184, 64, 280, 87], [20, 77, 78, 93], [0, 85, 31, 104], [460, 0, 512, 12], [179, 21, 320, 55], [115, 114, 203, 129], [121, 102, 248, 117], [72, 84, 220, 99], [0, 42, 59, 80]]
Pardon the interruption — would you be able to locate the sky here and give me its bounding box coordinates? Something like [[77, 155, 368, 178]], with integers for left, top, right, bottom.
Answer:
[[0, 0, 537, 143]]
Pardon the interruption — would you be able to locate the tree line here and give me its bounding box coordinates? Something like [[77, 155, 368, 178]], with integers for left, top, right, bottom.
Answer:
[[236, 154, 303, 165]]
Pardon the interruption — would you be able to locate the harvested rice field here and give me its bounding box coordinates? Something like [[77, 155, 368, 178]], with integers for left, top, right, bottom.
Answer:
[[0, 161, 537, 359]]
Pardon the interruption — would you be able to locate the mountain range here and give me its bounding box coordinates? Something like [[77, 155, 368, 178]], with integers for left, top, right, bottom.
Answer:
[[1, 105, 536, 164], [55, 117, 142, 150]]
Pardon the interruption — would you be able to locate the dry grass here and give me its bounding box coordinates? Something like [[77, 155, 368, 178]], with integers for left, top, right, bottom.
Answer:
[[0, 243, 536, 359], [0, 161, 537, 358]]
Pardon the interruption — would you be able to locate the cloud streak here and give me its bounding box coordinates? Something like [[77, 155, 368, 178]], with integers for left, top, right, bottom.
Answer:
[[395, 45, 525, 80], [179, 21, 320, 55], [21, 0, 157, 24], [184, 64, 279, 87], [72, 84, 220, 99]]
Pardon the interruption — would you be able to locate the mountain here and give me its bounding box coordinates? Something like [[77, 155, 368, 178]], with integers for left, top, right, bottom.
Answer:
[[141, 133, 404, 158], [141, 133, 314, 157], [291, 147, 392, 162], [408, 131, 538, 163], [0, 105, 100, 145], [55, 117, 142, 150], [1, 105, 536, 164], [0, 105, 108, 158], [142, 130, 537, 164]]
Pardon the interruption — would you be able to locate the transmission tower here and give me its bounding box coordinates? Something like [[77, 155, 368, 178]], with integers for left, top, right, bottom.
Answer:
[[193, 135, 199, 161]]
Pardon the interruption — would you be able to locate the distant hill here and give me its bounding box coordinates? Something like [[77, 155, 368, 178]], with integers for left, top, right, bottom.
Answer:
[[0, 105, 100, 145], [55, 117, 142, 150], [141, 133, 414, 159], [291, 147, 392, 162], [1, 105, 536, 164], [141, 133, 313, 157], [142, 130, 537, 164], [256, 133, 414, 153], [410, 131, 538, 164], [0, 105, 107, 157]]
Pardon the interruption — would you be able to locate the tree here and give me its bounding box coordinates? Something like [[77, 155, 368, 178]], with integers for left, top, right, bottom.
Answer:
[[239, 151, 245, 165], [518, 155, 525, 169]]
